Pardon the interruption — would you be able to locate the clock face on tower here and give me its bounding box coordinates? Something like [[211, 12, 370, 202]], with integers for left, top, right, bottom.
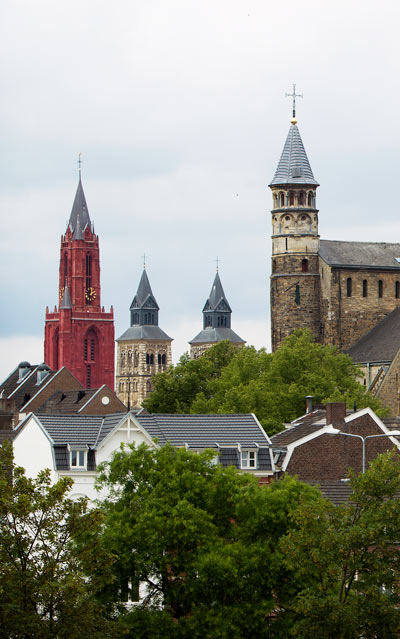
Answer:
[[85, 287, 97, 303]]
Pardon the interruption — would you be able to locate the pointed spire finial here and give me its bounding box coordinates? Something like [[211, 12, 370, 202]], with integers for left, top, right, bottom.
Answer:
[[285, 83, 303, 123], [142, 253, 147, 269], [78, 152, 82, 177], [215, 256, 220, 272]]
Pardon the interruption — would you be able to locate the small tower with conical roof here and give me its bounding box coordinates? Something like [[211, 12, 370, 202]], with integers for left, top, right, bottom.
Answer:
[[44, 172, 115, 389], [116, 268, 173, 408], [269, 97, 321, 351], [189, 271, 245, 358]]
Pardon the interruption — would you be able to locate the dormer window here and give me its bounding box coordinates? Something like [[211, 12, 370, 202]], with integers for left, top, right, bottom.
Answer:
[[70, 448, 87, 469], [241, 450, 257, 469]]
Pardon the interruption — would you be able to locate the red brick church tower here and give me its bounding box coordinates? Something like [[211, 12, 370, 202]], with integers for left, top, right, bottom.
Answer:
[[44, 174, 115, 389]]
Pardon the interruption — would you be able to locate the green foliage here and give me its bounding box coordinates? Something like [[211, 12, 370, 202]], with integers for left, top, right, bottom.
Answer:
[[0, 441, 120, 639], [280, 451, 400, 639], [144, 330, 385, 435], [96, 443, 321, 638]]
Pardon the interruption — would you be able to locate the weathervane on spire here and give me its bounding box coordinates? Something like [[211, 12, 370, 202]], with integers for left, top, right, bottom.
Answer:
[[78, 152, 82, 176], [285, 83, 303, 121]]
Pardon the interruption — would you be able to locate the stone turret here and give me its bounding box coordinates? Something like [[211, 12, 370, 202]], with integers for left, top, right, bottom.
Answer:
[[189, 271, 245, 358], [269, 115, 321, 351], [116, 269, 173, 408]]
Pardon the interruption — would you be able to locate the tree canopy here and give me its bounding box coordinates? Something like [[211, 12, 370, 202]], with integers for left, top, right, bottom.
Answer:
[[280, 450, 400, 638], [143, 330, 384, 434], [0, 441, 119, 639], [96, 442, 321, 639]]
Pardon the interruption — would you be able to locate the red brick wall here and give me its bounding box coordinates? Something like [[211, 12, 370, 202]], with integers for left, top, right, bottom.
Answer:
[[286, 413, 399, 480]]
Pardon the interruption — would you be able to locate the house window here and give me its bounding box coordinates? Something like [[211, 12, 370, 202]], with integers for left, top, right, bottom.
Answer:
[[362, 280, 368, 297], [295, 284, 300, 305], [396, 282, 400, 299], [70, 449, 86, 468], [346, 277, 352, 297], [301, 258, 308, 273], [241, 450, 257, 469], [378, 280, 383, 298]]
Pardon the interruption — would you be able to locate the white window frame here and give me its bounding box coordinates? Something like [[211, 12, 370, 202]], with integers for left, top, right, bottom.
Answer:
[[240, 450, 257, 469], [69, 448, 87, 469]]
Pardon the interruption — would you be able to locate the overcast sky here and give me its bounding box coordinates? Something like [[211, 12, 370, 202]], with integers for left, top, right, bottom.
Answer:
[[1, 0, 400, 382]]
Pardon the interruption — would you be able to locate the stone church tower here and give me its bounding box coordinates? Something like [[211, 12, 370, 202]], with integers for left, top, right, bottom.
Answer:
[[189, 271, 245, 358], [44, 175, 115, 389], [116, 269, 173, 408], [270, 113, 320, 351]]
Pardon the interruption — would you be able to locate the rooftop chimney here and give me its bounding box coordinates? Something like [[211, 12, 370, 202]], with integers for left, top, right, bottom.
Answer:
[[305, 396, 313, 414], [326, 402, 346, 425]]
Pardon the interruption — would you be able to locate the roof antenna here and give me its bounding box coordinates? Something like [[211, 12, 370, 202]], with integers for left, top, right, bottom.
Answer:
[[285, 83, 303, 124]]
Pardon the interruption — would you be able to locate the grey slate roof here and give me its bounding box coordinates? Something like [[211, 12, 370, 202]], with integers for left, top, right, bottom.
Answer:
[[37, 389, 99, 413], [68, 177, 92, 236], [0, 365, 57, 411], [117, 325, 172, 342], [60, 285, 72, 310], [189, 327, 245, 345], [135, 413, 270, 449], [306, 480, 354, 505], [319, 240, 400, 269], [346, 308, 400, 363], [203, 273, 232, 313], [130, 270, 159, 311], [269, 123, 319, 186], [31, 413, 127, 447], [271, 409, 328, 447]]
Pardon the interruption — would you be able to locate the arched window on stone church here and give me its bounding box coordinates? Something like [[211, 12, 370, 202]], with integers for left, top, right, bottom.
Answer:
[[301, 258, 308, 273], [363, 280, 368, 297], [307, 191, 313, 207], [298, 191, 304, 206], [396, 281, 400, 299], [378, 280, 383, 298], [280, 192, 285, 207], [346, 278, 352, 297], [289, 191, 295, 206]]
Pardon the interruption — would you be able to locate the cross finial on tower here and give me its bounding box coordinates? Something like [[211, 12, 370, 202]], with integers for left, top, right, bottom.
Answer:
[[285, 83, 303, 120], [215, 256, 220, 272], [78, 152, 82, 176], [142, 253, 147, 269]]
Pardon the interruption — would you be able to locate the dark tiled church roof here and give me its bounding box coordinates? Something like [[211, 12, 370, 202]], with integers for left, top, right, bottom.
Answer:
[[117, 326, 172, 341], [269, 123, 319, 186], [319, 240, 400, 270], [346, 307, 400, 363], [189, 327, 245, 345]]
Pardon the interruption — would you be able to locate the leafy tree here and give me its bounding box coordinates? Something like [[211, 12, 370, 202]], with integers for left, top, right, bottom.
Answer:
[[96, 443, 321, 639], [0, 441, 120, 639], [144, 330, 384, 434], [280, 450, 400, 639]]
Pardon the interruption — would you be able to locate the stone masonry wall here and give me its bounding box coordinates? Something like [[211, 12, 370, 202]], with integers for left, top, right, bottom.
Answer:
[[271, 254, 321, 351], [320, 264, 400, 350]]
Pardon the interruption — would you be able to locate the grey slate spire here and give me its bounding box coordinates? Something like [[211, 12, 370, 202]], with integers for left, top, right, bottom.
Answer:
[[189, 272, 245, 348], [67, 176, 92, 235], [202, 272, 232, 327], [117, 269, 172, 342], [269, 123, 319, 186], [60, 284, 72, 310], [129, 269, 160, 327]]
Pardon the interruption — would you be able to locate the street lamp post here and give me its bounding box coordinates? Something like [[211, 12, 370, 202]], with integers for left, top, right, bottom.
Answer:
[[326, 428, 400, 473]]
